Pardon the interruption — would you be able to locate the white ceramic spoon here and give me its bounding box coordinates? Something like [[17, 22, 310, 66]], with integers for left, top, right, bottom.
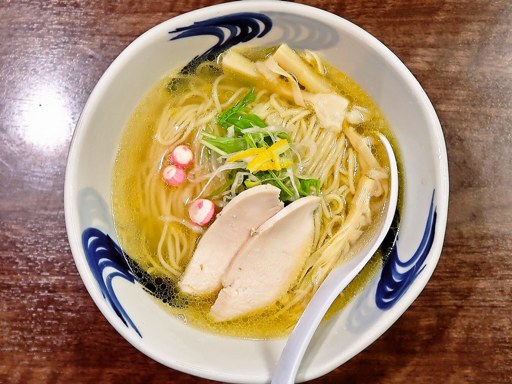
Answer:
[[271, 133, 399, 384]]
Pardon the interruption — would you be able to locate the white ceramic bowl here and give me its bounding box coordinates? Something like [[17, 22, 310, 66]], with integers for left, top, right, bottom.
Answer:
[[65, 2, 449, 382]]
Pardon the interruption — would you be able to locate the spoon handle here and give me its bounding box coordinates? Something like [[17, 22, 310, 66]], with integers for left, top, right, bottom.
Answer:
[[271, 252, 376, 384], [272, 133, 398, 384]]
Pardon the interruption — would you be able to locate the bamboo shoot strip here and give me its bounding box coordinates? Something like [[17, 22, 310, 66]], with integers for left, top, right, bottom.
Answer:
[[273, 44, 332, 94]]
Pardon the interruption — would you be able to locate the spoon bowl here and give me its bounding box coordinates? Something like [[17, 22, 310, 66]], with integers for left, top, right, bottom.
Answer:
[[272, 133, 399, 384]]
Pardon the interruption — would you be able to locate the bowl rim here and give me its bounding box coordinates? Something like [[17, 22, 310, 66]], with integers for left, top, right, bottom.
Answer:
[[64, 1, 449, 382]]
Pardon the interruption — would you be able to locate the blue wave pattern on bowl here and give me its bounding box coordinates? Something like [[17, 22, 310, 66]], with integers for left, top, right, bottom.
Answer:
[[375, 192, 437, 309], [169, 12, 272, 72], [82, 227, 142, 337]]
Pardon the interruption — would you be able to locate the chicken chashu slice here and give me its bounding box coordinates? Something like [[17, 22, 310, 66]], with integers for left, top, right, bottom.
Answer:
[[179, 185, 284, 296], [210, 196, 321, 322]]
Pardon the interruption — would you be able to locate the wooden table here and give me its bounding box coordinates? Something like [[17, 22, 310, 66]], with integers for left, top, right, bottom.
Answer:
[[1, 1, 510, 383]]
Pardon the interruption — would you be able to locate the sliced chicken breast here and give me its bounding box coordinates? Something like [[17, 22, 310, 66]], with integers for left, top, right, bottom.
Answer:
[[178, 185, 283, 296], [210, 196, 321, 322]]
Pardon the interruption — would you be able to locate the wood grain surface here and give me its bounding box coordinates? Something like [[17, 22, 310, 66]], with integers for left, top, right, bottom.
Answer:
[[1, 1, 511, 383]]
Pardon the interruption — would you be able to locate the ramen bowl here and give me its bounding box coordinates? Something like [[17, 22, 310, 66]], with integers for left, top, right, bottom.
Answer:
[[64, 1, 448, 382]]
